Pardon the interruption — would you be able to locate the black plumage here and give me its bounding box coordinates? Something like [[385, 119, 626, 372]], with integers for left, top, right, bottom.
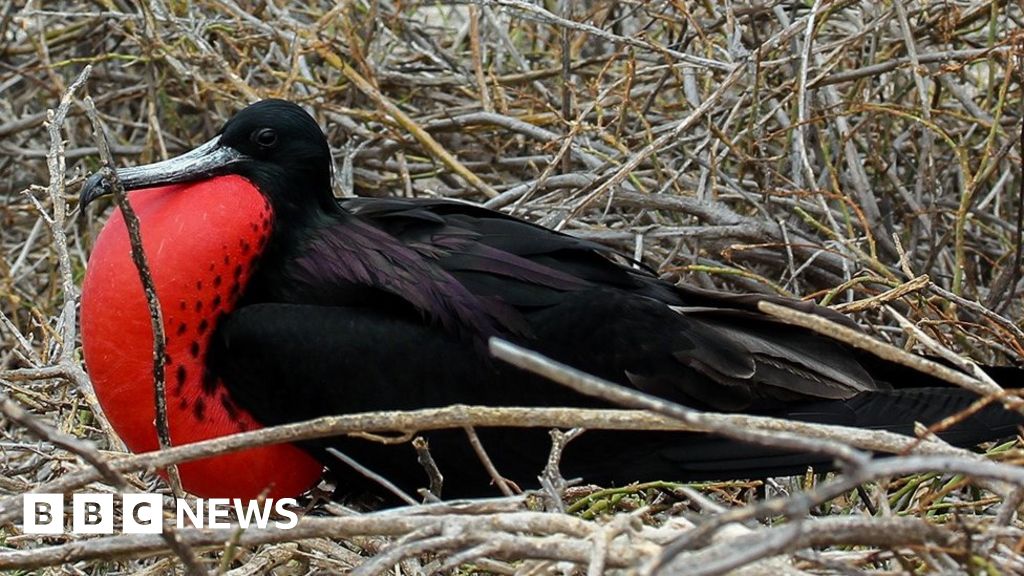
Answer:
[[82, 99, 1024, 499]]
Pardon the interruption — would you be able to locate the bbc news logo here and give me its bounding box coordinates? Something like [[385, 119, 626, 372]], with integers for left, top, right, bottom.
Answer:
[[23, 494, 299, 534]]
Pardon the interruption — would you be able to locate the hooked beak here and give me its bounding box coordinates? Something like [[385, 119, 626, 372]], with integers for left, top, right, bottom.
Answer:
[[80, 137, 248, 208]]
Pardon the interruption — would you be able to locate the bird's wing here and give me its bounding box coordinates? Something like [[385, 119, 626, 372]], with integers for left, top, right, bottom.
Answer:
[[283, 197, 884, 409], [343, 198, 887, 403]]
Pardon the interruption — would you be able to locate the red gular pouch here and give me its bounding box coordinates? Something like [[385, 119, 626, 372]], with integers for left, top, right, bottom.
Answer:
[[81, 175, 322, 500]]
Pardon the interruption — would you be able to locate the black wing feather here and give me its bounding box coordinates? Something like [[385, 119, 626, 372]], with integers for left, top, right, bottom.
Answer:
[[327, 197, 885, 407]]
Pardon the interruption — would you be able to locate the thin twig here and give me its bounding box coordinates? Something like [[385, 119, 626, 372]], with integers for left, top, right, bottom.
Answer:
[[81, 95, 183, 497], [756, 301, 1006, 399], [489, 338, 870, 468]]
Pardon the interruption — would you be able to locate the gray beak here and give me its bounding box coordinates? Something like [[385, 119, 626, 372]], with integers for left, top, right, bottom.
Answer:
[[80, 137, 247, 207]]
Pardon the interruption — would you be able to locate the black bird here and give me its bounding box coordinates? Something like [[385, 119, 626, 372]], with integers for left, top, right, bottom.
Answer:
[[79, 99, 1023, 500]]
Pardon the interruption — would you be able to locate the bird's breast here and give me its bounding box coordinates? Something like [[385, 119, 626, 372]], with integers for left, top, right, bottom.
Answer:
[[81, 175, 322, 499]]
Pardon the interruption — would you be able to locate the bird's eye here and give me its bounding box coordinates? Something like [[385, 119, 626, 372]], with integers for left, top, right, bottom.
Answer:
[[251, 128, 278, 149]]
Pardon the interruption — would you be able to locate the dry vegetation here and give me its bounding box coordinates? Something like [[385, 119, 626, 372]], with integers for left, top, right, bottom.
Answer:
[[2, 0, 1024, 574]]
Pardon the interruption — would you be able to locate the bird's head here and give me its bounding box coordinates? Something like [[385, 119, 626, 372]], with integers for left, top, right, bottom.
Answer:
[[80, 99, 335, 216]]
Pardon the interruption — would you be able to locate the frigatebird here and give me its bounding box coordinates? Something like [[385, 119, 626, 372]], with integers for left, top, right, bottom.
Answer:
[[80, 99, 1023, 500]]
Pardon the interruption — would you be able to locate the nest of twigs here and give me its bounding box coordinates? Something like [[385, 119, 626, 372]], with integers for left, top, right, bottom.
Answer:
[[2, 1, 1024, 574]]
